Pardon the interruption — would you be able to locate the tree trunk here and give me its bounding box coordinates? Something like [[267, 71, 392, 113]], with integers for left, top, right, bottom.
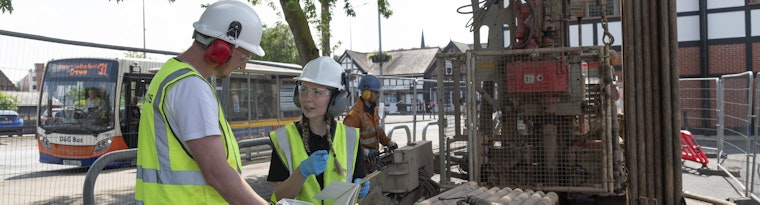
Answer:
[[279, 0, 319, 65], [319, 0, 331, 57]]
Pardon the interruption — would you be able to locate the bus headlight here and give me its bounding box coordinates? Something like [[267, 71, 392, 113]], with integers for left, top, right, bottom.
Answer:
[[93, 139, 113, 154], [39, 135, 52, 151]]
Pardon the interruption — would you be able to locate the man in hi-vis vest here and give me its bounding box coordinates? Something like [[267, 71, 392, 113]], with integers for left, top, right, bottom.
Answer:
[[135, 1, 268, 204], [268, 57, 370, 204]]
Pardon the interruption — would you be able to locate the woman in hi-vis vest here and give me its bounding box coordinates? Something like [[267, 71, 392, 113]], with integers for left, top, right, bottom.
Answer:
[[267, 57, 369, 204]]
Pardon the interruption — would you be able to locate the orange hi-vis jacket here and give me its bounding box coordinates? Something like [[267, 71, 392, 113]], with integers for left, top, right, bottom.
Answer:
[[343, 98, 391, 151]]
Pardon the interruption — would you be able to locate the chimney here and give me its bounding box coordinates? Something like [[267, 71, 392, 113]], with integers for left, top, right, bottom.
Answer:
[[34, 63, 44, 91]]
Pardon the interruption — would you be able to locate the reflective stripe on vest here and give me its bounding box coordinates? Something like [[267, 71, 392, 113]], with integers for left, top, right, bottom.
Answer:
[[269, 123, 359, 205], [359, 124, 379, 136], [136, 165, 206, 185], [360, 137, 377, 145], [273, 128, 293, 174], [359, 112, 383, 146], [136, 59, 240, 204]]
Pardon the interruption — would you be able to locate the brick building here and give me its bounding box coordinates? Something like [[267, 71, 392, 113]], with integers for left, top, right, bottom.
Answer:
[[17, 63, 44, 92]]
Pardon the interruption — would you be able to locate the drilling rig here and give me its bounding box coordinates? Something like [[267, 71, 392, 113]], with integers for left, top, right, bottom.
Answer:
[[435, 0, 627, 201]]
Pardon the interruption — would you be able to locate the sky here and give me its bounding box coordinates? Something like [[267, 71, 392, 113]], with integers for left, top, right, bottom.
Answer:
[[0, 0, 477, 83]]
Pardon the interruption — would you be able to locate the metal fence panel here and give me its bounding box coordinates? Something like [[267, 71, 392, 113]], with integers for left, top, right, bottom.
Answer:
[[679, 72, 759, 201], [678, 78, 719, 136], [719, 72, 754, 197]]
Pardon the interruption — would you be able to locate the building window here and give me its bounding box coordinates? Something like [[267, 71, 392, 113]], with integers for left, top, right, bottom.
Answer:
[[445, 60, 453, 75], [571, 0, 620, 18], [751, 0, 760, 4]]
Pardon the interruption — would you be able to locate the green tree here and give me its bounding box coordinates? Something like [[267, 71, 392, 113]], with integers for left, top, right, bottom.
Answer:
[[0, 0, 12, 14], [253, 22, 299, 64], [278, 0, 392, 65], [190, 0, 392, 65], [125, 51, 145, 58], [0, 92, 19, 111], [68, 87, 87, 109], [0, 0, 392, 65]]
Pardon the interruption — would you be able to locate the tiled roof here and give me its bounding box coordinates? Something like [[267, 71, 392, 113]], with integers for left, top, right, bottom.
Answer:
[[344, 47, 440, 76], [345, 50, 370, 71], [452, 41, 472, 52], [418, 182, 560, 205], [442, 41, 490, 53], [0, 70, 18, 91], [441, 41, 470, 53]]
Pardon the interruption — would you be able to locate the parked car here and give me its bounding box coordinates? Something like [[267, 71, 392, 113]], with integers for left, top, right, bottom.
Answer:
[[0, 110, 24, 137]]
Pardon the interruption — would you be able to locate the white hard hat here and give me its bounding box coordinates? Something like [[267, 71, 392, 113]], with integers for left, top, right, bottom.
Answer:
[[295, 56, 345, 90], [193, 0, 265, 56]]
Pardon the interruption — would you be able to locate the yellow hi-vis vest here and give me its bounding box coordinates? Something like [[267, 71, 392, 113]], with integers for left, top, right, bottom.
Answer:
[[269, 122, 360, 205], [135, 58, 241, 204]]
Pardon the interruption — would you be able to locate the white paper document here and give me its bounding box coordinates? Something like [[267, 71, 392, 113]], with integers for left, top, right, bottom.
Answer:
[[313, 171, 379, 205], [314, 181, 360, 205], [275, 198, 314, 205]]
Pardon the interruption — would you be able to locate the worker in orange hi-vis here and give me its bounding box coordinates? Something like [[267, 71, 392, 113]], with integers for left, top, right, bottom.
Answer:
[[343, 75, 398, 173]]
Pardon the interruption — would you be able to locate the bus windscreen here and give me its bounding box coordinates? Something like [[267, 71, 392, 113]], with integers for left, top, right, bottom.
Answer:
[[39, 59, 118, 134]]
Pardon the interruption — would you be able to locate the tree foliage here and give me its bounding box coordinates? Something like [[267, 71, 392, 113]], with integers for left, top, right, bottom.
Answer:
[[124, 51, 145, 59], [0, 0, 393, 65], [0, 92, 19, 111], [253, 22, 299, 64], [0, 0, 12, 14], [68, 87, 87, 109], [277, 0, 392, 65]]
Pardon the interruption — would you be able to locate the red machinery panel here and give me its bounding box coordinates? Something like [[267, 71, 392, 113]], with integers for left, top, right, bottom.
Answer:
[[505, 61, 569, 93]]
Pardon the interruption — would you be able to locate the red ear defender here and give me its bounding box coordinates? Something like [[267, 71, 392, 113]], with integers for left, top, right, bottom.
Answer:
[[204, 39, 232, 66]]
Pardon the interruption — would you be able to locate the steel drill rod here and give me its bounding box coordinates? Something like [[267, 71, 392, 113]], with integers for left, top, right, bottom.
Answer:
[[634, 0, 648, 203], [644, 0, 661, 202], [623, 0, 639, 202], [668, 0, 684, 202]]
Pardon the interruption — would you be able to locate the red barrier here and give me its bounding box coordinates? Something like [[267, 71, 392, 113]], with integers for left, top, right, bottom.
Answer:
[[681, 130, 709, 167]]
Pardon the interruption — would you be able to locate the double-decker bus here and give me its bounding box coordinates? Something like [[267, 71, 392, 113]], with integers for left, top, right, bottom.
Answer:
[[36, 57, 302, 166]]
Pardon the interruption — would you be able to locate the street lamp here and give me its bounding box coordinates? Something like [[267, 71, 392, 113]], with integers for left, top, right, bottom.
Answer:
[[344, 68, 357, 106], [142, 0, 147, 58], [377, 5, 385, 126]]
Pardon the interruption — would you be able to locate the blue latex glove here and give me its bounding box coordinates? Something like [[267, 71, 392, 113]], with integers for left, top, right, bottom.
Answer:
[[299, 150, 328, 178], [365, 149, 379, 159], [388, 141, 398, 150], [354, 178, 370, 199]]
